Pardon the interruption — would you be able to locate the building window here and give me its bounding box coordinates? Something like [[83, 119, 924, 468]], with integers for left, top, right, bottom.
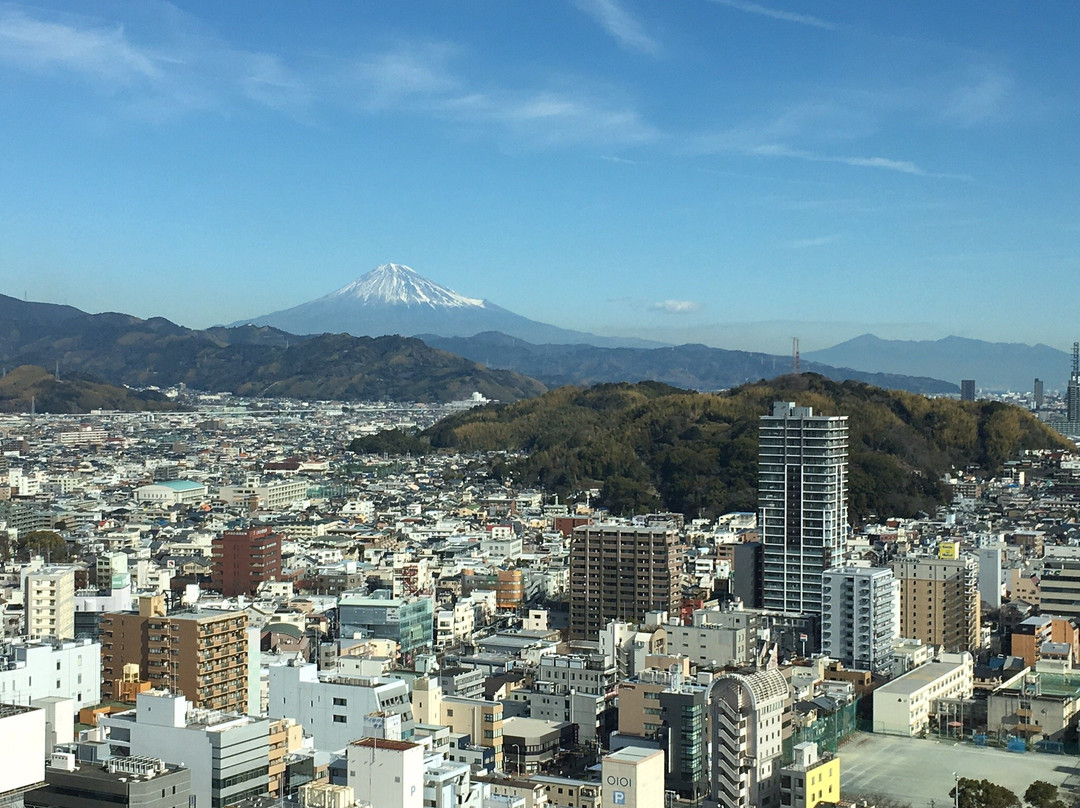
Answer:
[[333, 697, 347, 706], [333, 715, 347, 723]]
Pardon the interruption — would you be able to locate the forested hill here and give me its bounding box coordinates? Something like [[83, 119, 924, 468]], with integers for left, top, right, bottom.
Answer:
[[419, 374, 1070, 521], [0, 365, 177, 413]]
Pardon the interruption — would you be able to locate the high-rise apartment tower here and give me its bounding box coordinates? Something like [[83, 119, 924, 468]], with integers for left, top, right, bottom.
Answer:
[[1068, 343, 1080, 422], [569, 523, 681, 639], [759, 402, 848, 615]]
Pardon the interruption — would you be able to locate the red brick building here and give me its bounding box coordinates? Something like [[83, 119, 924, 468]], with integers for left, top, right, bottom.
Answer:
[[211, 525, 282, 597]]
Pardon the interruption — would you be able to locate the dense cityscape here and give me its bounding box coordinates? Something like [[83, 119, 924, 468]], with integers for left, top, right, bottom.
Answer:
[[4, 3, 1080, 808], [1, 376, 1079, 808]]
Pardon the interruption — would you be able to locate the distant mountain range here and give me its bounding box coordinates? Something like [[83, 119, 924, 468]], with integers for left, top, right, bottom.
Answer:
[[232, 263, 660, 348], [0, 294, 545, 403], [8, 279, 1070, 405], [805, 335, 1071, 393], [420, 332, 959, 395]]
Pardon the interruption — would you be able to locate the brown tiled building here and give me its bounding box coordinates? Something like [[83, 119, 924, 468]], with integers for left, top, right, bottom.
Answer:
[[212, 525, 282, 597], [569, 523, 681, 640], [100, 595, 249, 713], [892, 555, 980, 653]]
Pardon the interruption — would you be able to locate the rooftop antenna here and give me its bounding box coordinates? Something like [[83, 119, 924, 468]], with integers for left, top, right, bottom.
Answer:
[[792, 337, 800, 373]]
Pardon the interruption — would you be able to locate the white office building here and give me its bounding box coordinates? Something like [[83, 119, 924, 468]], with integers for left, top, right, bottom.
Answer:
[[872, 652, 974, 736], [99, 691, 274, 808], [759, 403, 848, 615], [267, 659, 414, 751], [821, 566, 899, 674], [0, 638, 100, 710]]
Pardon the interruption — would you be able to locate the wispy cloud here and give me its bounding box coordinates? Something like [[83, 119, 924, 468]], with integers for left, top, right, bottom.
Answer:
[[342, 42, 659, 148], [705, 0, 842, 31], [942, 64, 1013, 126], [0, 3, 311, 118], [751, 143, 970, 179], [788, 234, 840, 249], [348, 41, 462, 110], [650, 300, 702, 314], [575, 0, 661, 55], [0, 5, 160, 83]]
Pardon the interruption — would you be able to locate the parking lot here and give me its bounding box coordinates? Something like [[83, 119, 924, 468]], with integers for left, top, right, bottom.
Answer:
[[839, 733, 1080, 807]]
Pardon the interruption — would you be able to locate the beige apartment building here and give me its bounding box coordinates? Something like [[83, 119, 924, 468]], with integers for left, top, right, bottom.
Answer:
[[892, 555, 980, 653], [100, 595, 249, 713]]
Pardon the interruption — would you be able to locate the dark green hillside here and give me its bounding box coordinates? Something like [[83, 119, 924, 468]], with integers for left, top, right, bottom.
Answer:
[[0, 294, 546, 403], [0, 365, 177, 413], [422, 374, 1069, 521]]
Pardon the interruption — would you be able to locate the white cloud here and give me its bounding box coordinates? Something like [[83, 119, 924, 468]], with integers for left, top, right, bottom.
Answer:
[[341, 43, 659, 149], [943, 65, 1013, 126], [651, 300, 702, 314], [705, 0, 841, 31], [0, 6, 160, 83], [0, 3, 311, 118], [788, 234, 840, 249], [575, 0, 660, 55]]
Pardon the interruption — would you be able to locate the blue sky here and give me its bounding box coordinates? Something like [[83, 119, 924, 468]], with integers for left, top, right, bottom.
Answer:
[[1, 1, 1077, 352]]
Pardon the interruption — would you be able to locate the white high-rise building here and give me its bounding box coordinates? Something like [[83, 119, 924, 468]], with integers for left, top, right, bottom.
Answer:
[[759, 402, 848, 615], [821, 566, 899, 673]]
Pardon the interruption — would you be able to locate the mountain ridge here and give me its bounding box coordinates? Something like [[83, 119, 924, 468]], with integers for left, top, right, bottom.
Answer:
[[418, 331, 959, 395], [807, 334, 1071, 392], [413, 374, 1071, 521], [231, 263, 664, 348], [0, 293, 546, 403]]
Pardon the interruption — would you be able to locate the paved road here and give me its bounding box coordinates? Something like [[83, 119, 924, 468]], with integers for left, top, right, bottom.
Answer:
[[839, 733, 1080, 807]]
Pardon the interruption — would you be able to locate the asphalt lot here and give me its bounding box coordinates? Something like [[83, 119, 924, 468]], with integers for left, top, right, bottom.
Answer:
[[839, 732, 1080, 807]]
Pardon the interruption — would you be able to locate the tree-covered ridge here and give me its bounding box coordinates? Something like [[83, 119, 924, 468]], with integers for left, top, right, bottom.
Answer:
[[0, 365, 177, 413], [0, 295, 547, 403], [422, 374, 1070, 521]]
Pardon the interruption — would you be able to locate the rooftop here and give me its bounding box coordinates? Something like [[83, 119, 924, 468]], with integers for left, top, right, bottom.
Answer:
[[349, 738, 421, 752], [148, 480, 206, 491], [877, 659, 970, 697]]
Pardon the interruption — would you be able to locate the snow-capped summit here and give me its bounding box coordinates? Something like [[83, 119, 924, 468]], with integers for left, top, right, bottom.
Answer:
[[231, 262, 653, 346], [323, 263, 486, 309]]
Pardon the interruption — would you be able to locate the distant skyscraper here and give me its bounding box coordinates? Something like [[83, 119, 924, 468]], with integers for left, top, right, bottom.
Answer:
[[759, 402, 848, 615], [960, 380, 976, 402], [1068, 343, 1080, 422], [1034, 378, 1044, 411]]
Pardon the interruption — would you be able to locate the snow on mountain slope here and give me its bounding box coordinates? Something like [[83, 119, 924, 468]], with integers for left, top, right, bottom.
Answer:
[[320, 263, 486, 309]]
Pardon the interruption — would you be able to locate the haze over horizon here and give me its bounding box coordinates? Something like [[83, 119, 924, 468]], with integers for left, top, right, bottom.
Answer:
[[1, 2, 1077, 354]]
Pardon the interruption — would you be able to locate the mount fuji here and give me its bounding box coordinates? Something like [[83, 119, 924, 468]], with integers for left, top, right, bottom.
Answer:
[[233, 263, 658, 348]]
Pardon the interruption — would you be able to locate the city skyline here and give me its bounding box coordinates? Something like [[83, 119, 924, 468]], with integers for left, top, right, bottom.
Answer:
[[1, 2, 1077, 353]]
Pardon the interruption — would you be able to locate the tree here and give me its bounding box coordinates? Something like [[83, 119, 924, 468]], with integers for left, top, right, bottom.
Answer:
[[952, 778, 1020, 808], [20, 530, 69, 562], [1025, 782, 1059, 808]]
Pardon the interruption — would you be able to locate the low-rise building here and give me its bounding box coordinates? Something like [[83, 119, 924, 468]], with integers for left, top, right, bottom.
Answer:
[[0, 638, 100, 711], [99, 691, 277, 808], [872, 652, 974, 736], [268, 659, 414, 752], [25, 754, 191, 808], [779, 743, 839, 808]]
